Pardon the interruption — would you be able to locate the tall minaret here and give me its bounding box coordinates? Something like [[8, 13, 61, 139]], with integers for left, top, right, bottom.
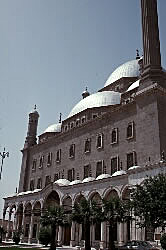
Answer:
[[140, 0, 163, 89], [24, 106, 39, 148]]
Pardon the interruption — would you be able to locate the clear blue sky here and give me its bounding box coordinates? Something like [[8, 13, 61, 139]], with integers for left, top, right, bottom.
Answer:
[[0, 0, 166, 218]]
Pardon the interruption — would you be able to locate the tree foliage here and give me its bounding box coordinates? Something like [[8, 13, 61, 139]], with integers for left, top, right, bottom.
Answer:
[[38, 227, 51, 246], [40, 206, 66, 250], [0, 226, 6, 243], [131, 173, 166, 229], [102, 197, 131, 250], [160, 233, 166, 250], [71, 199, 102, 250]]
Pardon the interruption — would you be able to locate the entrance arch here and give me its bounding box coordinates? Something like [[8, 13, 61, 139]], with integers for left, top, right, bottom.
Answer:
[[43, 190, 60, 210]]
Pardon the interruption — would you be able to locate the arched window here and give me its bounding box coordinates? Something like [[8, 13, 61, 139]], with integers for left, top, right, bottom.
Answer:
[[47, 152, 52, 166], [39, 156, 44, 168], [84, 164, 91, 178], [96, 160, 104, 177], [32, 159, 37, 171], [84, 138, 91, 153], [69, 144, 75, 158], [127, 122, 134, 139], [111, 128, 118, 144], [37, 178, 42, 189], [67, 168, 75, 181], [30, 179, 34, 191], [45, 175, 51, 187], [111, 156, 119, 175], [96, 133, 103, 149], [127, 151, 137, 169], [56, 149, 61, 162]]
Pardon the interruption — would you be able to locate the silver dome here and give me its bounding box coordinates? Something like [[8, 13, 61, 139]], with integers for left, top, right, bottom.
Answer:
[[96, 173, 111, 180], [69, 180, 82, 185], [104, 59, 140, 87], [128, 165, 141, 171], [126, 79, 140, 92], [112, 170, 126, 177], [68, 91, 121, 118], [82, 177, 95, 183], [54, 179, 70, 186], [44, 123, 61, 133]]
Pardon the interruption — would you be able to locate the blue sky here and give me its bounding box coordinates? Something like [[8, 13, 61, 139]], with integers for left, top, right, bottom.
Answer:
[[0, 0, 166, 218]]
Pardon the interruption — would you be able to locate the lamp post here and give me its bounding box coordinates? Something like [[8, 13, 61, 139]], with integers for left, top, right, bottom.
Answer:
[[0, 148, 9, 180]]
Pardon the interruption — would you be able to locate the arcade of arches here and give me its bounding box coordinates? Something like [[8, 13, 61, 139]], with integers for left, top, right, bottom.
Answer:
[[3, 184, 145, 248]]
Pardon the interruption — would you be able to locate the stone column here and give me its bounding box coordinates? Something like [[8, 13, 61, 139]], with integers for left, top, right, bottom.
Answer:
[[91, 224, 95, 247], [20, 210, 25, 243], [6, 211, 12, 239], [13, 211, 17, 232], [75, 223, 79, 246], [70, 221, 76, 247], [57, 226, 63, 246], [28, 212, 34, 244], [79, 224, 82, 245], [117, 222, 124, 246], [2, 210, 6, 228], [131, 216, 137, 240], [100, 222, 107, 249]]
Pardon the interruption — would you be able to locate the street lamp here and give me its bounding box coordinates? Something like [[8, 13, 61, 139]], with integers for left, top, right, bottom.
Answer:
[[0, 148, 9, 180]]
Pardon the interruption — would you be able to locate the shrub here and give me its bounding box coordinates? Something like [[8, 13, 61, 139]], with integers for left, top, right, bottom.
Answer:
[[38, 227, 51, 246], [160, 233, 166, 250], [13, 231, 21, 244]]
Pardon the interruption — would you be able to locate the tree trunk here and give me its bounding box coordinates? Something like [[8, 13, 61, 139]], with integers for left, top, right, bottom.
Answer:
[[0, 232, 2, 243], [50, 225, 56, 250], [108, 223, 115, 250], [85, 221, 91, 250]]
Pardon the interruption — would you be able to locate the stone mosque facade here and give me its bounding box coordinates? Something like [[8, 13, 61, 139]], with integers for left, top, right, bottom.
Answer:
[[3, 0, 166, 248]]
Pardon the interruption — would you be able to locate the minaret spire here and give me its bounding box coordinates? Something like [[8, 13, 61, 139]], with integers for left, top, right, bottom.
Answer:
[[140, 0, 163, 88], [24, 107, 39, 148]]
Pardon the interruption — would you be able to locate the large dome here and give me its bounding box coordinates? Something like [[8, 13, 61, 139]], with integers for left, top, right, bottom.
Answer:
[[68, 91, 121, 118], [44, 123, 61, 133], [104, 59, 140, 87]]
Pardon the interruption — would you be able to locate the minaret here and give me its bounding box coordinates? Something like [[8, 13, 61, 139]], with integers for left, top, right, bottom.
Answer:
[[24, 105, 39, 148], [140, 0, 163, 89]]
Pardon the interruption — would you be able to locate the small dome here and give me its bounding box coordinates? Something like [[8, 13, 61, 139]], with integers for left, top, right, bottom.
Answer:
[[96, 174, 111, 180], [17, 192, 25, 196], [68, 91, 121, 118], [112, 170, 126, 177], [69, 180, 82, 185], [82, 177, 95, 183], [128, 165, 141, 171], [17, 190, 32, 196], [54, 179, 70, 186], [44, 123, 62, 133], [126, 79, 140, 92], [104, 59, 140, 87], [32, 189, 41, 193]]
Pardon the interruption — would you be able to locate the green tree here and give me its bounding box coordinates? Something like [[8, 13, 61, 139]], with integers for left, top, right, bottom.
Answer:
[[102, 197, 131, 250], [0, 226, 6, 243], [160, 233, 166, 250], [131, 174, 166, 238], [38, 226, 51, 246], [40, 205, 66, 250], [71, 199, 102, 250]]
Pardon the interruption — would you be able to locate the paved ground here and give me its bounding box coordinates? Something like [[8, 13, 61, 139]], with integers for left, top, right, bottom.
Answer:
[[0, 241, 79, 250]]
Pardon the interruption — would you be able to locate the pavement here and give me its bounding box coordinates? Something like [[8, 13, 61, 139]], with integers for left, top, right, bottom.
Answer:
[[0, 241, 79, 249]]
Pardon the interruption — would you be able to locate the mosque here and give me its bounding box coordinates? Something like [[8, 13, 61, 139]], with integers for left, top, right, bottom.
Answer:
[[3, 0, 166, 248]]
